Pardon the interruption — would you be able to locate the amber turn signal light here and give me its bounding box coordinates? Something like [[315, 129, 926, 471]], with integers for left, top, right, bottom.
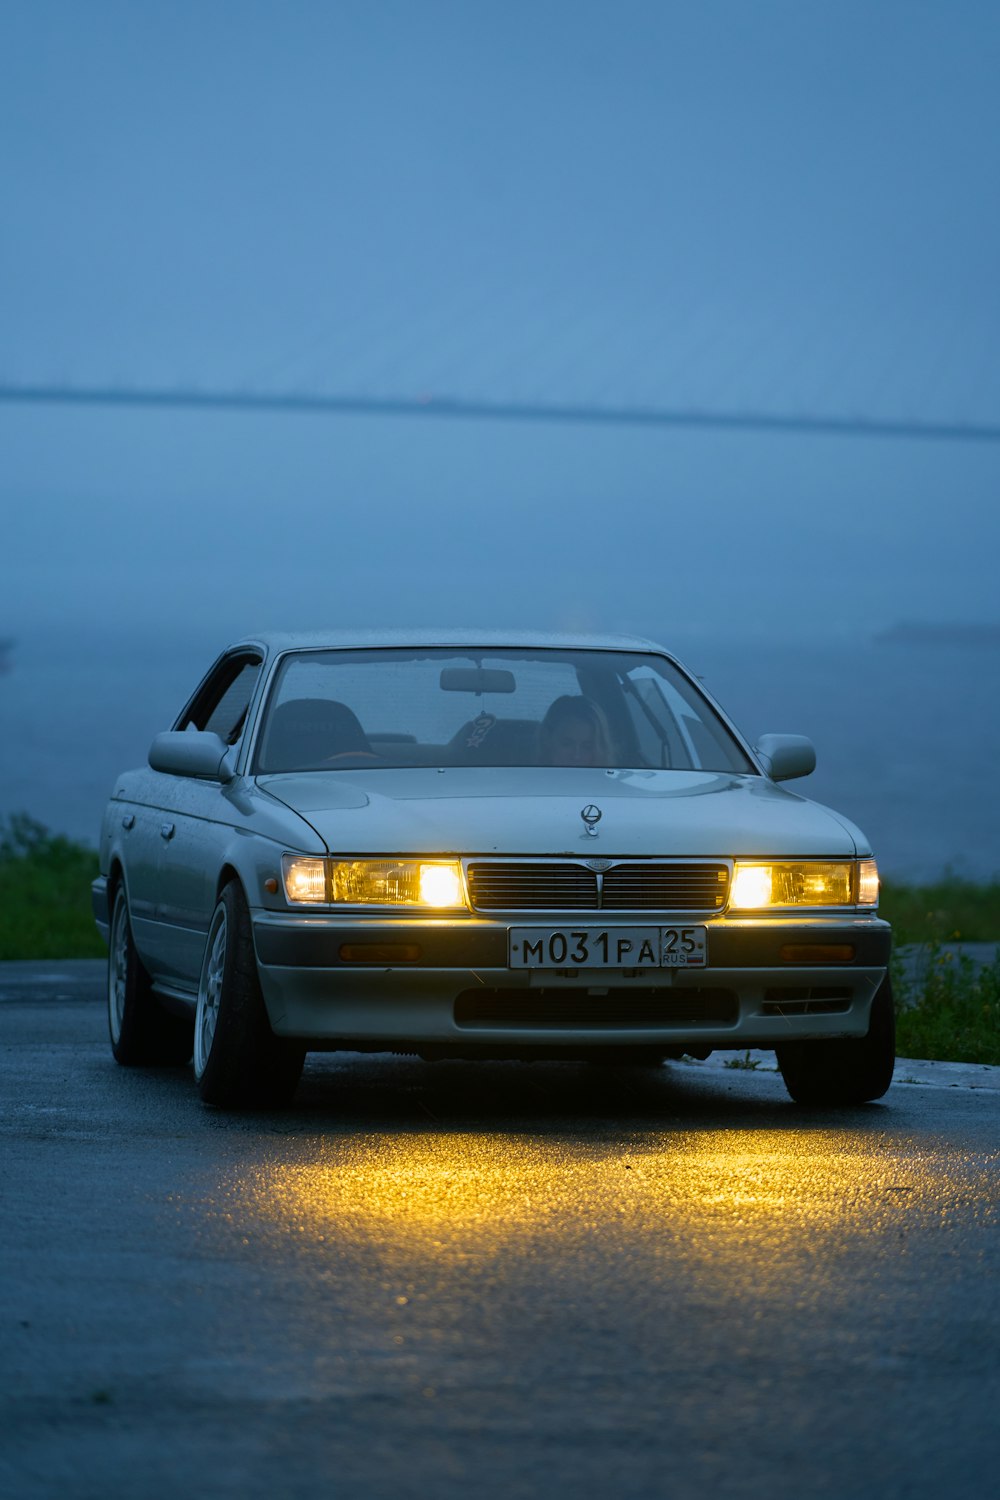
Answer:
[[338, 943, 422, 963], [780, 944, 855, 963]]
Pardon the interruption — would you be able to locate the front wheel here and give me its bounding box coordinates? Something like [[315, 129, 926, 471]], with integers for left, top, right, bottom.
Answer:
[[194, 881, 305, 1109], [776, 973, 896, 1106], [107, 885, 193, 1066]]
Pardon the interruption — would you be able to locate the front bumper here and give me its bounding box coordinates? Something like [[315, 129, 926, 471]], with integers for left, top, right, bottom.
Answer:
[[251, 910, 892, 1052]]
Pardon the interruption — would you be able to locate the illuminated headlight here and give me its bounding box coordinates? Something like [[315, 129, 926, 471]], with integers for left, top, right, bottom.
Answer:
[[281, 855, 467, 908], [857, 858, 879, 906], [730, 860, 879, 909], [281, 856, 327, 904], [333, 859, 465, 907]]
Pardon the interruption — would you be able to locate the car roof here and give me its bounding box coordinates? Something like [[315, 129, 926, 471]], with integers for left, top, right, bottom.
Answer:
[[228, 628, 675, 657]]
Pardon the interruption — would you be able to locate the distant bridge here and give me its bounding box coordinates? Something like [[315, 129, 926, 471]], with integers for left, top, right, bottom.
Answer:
[[2, 381, 1000, 444]]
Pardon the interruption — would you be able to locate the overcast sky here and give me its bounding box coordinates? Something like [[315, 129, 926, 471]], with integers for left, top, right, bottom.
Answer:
[[2, 0, 998, 642]]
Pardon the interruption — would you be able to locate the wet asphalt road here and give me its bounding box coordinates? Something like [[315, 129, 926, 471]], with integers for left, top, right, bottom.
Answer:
[[1, 963, 998, 1500]]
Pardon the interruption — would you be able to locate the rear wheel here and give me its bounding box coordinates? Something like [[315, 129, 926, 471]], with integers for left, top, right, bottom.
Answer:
[[776, 974, 896, 1106], [107, 885, 193, 1066], [194, 881, 305, 1109]]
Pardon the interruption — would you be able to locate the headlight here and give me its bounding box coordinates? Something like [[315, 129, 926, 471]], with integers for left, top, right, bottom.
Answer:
[[730, 859, 878, 909], [281, 856, 327, 904], [281, 855, 467, 908], [332, 859, 466, 907], [856, 858, 879, 906]]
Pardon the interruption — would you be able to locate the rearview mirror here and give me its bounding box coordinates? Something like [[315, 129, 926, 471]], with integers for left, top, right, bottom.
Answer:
[[440, 667, 516, 694]]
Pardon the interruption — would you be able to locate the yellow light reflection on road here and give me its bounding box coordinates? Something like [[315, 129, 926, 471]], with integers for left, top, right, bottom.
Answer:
[[228, 1129, 996, 1303]]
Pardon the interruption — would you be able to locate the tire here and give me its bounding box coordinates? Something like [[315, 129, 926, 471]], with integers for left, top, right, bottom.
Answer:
[[194, 881, 305, 1109], [107, 885, 193, 1066], [776, 973, 896, 1106]]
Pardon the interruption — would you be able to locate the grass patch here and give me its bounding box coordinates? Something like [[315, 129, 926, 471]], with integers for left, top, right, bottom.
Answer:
[[879, 875, 1000, 944], [0, 814, 105, 960], [893, 946, 1000, 1067], [882, 874, 1000, 1066]]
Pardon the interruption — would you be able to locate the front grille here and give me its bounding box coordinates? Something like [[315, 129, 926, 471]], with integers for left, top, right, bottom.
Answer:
[[466, 859, 729, 911], [467, 862, 598, 910], [454, 987, 738, 1028], [602, 862, 729, 910]]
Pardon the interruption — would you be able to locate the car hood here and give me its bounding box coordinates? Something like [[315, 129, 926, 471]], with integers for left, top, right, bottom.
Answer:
[[255, 767, 868, 858]]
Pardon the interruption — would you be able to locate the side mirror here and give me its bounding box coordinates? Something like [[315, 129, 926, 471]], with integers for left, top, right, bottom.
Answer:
[[754, 733, 816, 782], [148, 730, 235, 782]]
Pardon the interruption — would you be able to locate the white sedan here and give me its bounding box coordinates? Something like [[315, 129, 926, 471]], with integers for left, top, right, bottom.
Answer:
[[93, 631, 894, 1108]]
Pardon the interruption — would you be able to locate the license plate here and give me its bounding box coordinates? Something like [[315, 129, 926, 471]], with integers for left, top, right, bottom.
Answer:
[[508, 926, 707, 969]]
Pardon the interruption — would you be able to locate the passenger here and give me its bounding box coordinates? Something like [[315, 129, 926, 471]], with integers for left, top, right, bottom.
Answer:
[[540, 695, 613, 767]]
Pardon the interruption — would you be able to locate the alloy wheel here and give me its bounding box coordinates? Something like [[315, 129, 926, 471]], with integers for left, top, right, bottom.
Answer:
[[195, 907, 227, 1077]]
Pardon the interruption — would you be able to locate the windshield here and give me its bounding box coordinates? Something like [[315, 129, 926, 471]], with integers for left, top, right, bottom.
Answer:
[[253, 647, 755, 774]]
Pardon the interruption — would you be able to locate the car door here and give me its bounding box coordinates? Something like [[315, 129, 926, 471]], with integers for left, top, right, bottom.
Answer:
[[112, 768, 172, 958], [144, 652, 264, 986]]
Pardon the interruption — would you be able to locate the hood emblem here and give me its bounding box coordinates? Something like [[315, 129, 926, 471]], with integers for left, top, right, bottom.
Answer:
[[580, 804, 602, 838]]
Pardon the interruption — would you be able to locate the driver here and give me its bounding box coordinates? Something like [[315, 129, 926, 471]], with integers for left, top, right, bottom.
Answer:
[[539, 695, 612, 767]]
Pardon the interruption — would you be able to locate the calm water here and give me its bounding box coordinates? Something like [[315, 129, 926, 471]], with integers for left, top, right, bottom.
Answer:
[[1, 624, 997, 882]]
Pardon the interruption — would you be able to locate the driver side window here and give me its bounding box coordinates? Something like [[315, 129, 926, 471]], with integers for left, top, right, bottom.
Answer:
[[179, 656, 262, 745]]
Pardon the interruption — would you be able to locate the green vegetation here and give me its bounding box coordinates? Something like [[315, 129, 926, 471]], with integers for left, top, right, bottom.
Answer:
[[723, 1049, 762, 1070], [0, 815, 105, 960], [0, 817, 997, 1064], [880, 875, 1000, 1066], [893, 945, 1000, 1067], [879, 876, 1000, 945]]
